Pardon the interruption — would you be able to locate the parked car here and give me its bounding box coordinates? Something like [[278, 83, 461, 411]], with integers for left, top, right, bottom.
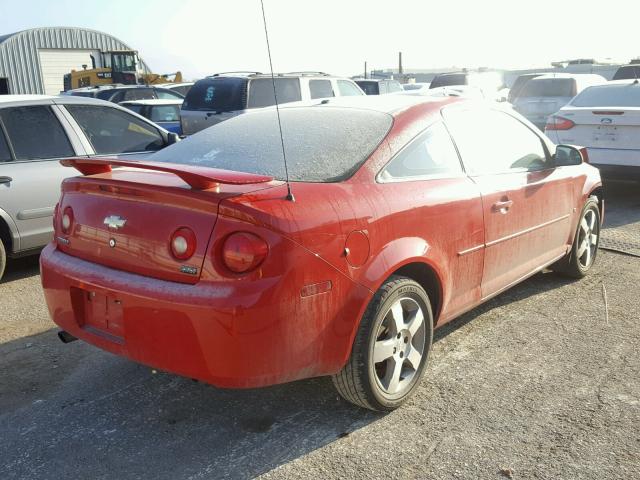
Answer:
[[402, 82, 431, 92], [41, 95, 602, 411], [154, 82, 194, 97], [512, 73, 606, 130], [507, 73, 544, 103], [612, 64, 640, 81], [429, 71, 506, 101], [65, 85, 184, 104], [181, 72, 364, 135], [121, 99, 183, 134], [545, 79, 640, 179], [354, 78, 404, 95], [0, 95, 179, 280]]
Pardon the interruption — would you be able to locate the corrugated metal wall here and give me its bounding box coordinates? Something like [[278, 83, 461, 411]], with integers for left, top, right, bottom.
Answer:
[[0, 27, 151, 94]]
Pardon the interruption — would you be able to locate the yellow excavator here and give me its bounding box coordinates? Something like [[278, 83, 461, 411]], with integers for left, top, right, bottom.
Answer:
[[63, 50, 183, 91]]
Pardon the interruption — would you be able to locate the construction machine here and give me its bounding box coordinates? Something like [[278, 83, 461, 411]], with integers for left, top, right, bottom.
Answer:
[[63, 50, 183, 91]]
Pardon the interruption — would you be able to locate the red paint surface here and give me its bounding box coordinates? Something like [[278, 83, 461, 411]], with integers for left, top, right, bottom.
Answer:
[[41, 99, 603, 388]]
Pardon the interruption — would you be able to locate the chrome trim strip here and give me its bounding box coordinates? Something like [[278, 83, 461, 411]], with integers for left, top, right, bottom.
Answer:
[[17, 206, 55, 220], [458, 244, 485, 256], [485, 214, 571, 248]]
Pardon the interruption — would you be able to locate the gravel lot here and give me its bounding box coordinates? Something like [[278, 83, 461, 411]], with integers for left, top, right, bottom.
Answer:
[[1, 181, 639, 480]]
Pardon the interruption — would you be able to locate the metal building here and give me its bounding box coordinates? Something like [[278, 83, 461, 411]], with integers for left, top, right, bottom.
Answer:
[[0, 26, 150, 95]]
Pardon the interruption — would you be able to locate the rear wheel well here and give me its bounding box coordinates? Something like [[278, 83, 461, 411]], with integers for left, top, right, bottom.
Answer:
[[392, 262, 442, 323], [589, 187, 604, 217], [0, 218, 12, 253]]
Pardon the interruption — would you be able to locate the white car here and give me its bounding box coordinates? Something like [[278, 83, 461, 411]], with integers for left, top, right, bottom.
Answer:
[[402, 82, 431, 92], [545, 80, 640, 179]]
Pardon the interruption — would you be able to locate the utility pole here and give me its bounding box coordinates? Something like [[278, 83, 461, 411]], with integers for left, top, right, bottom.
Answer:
[[398, 51, 403, 75], [364, 61, 367, 79]]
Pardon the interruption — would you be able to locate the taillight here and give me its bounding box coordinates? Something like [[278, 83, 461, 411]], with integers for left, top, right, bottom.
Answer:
[[170, 227, 196, 260], [545, 115, 575, 131], [61, 207, 73, 234], [222, 232, 268, 273]]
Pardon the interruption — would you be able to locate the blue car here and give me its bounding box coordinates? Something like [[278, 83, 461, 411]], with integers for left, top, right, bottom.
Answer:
[[120, 99, 183, 135]]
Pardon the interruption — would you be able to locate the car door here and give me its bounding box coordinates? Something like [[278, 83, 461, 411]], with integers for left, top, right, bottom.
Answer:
[[444, 106, 575, 299], [61, 103, 167, 160], [0, 103, 87, 252], [377, 120, 485, 321]]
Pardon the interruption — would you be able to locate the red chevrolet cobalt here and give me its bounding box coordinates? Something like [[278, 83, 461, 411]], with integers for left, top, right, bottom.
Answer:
[[41, 96, 603, 411]]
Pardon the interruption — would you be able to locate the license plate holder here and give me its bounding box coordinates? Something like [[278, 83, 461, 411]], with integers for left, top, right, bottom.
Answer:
[[82, 290, 124, 339]]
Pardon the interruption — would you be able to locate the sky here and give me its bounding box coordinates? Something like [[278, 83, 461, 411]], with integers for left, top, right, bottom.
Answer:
[[1, 0, 639, 80]]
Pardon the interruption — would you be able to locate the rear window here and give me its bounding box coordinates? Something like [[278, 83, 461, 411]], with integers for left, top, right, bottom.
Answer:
[[247, 78, 301, 108], [571, 84, 640, 107], [150, 105, 180, 122], [355, 81, 379, 95], [150, 107, 393, 182], [612, 66, 640, 81], [518, 78, 575, 98], [430, 74, 468, 89], [182, 77, 247, 112]]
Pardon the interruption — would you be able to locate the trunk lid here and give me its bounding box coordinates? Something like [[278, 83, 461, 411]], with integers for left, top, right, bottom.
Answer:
[[555, 106, 640, 150], [56, 161, 276, 284]]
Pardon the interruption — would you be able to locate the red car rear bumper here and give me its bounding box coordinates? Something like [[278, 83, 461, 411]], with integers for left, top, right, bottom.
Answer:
[[40, 243, 372, 388]]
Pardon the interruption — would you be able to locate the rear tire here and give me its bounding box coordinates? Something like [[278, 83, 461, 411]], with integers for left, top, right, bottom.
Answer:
[[552, 196, 600, 278], [332, 275, 433, 411], [0, 238, 6, 281]]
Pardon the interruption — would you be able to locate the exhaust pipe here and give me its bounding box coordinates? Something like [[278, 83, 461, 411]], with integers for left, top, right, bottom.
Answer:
[[58, 330, 78, 344]]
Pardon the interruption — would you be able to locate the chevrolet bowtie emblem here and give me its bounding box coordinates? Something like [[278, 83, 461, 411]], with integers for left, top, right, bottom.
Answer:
[[104, 215, 127, 230]]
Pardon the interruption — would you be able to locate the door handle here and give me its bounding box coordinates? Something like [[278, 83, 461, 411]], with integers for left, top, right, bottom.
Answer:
[[0, 176, 12, 185], [492, 199, 513, 213]]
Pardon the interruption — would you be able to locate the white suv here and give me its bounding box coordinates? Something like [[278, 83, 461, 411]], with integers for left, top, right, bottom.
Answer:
[[180, 71, 365, 135]]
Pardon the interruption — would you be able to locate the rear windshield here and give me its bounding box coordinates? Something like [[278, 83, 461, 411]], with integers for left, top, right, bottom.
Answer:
[[355, 81, 379, 95], [571, 84, 640, 107], [150, 107, 393, 182], [68, 91, 95, 98], [182, 77, 247, 112], [518, 78, 575, 98], [612, 66, 640, 81], [430, 74, 467, 88]]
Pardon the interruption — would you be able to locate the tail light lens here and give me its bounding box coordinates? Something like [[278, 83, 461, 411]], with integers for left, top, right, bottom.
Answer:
[[545, 115, 575, 131], [61, 207, 73, 234], [222, 232, 268, 273], [170, 227, 196, 260]]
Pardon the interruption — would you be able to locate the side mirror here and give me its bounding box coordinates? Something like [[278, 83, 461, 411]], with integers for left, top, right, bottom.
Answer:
[[554, 144, 585, 166], [166, 132, 180, 145]]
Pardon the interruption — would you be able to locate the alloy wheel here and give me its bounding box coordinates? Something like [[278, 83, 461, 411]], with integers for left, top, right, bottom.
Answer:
[[577, 209, 599, 269]]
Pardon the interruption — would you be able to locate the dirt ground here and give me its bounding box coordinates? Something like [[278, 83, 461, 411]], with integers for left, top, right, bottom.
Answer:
[[1, 181, 638, 480]]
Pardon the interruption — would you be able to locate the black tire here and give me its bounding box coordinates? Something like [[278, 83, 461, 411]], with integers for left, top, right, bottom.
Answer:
[[552, 196, 601, 278], [332, 275, 433, 411], [0, 238, 5, 282]]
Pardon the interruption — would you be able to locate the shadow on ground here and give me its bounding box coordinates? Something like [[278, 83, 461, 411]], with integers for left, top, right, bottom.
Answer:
[[3, 254, 40, 283], [0, 266, 578, 480]]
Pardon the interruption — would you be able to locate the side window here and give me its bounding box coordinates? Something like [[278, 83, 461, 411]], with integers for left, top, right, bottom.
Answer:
[[0, 106, 74, 160], [379, 122, 463, 181], [309, 79, 334, 99], [0, 129, 12, 161], [150, 105, 180, 122], [389, 81, 403, 93], [378, 82, 388, 94], [65, 105, 164, 154], [247, 78, 302, 108], [155, 89, 183, 100], [445, 109, 549, 174], [337, 80, 363, 96]]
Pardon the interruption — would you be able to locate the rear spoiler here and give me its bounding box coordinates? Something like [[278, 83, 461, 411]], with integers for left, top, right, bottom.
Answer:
[[60, 158, 273, 190]]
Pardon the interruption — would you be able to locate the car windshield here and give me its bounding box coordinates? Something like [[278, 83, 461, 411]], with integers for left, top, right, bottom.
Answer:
[[430, 74, 467, 88], [518, 78, 575, 97], [571, 83, 640, 107], [182, 77, 247, 112], [355, 81, 379, 95], [151, 107, 393, 182]]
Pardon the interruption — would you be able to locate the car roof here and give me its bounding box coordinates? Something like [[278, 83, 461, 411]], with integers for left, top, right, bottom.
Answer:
[[532, 73, 603, 80], [0, 94, 54, 104], [120, 99, 184, 106], [278, 94, 461, 116], [354, 78, 393, 83], [203, 72, 350, 80]]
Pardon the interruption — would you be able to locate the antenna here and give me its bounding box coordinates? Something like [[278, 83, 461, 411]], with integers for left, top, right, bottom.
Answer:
[[260, 0, 294, 201]]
